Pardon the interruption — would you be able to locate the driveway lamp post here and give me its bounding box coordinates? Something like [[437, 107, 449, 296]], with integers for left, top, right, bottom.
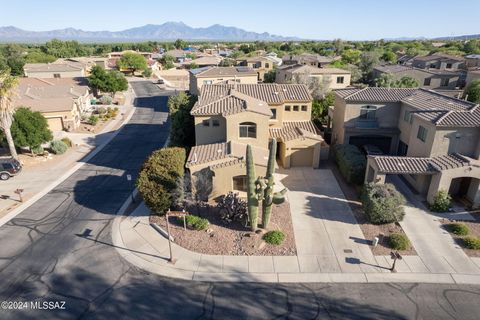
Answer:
[[126, 174, 135, 203], [390, 251, 402, 273]]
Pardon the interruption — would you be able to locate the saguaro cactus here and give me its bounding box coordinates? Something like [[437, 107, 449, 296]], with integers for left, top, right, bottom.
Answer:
[[262, 138, 277, 228], [246, 144, 259, 231]]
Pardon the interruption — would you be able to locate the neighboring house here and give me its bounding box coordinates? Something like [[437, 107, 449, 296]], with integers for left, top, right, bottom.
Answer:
[[188, 66, 258, 95], [24, 63, 85, 78], [236, 56, 275, 82], [164, 49, 187, 62], [107, 50, 152, 60], [14, 77, 91, 131], [276, 64, 351, 90], [181, 56, 222, 68], [186, 83, 326, 200], [466, 68, 480, 86], [373, 64, 463, 94], [331, 87, 480, 208], [265, 52, 283, 66], [55, 57, 109, 71], [282, 54, 333, 68], [411, 53, 465, 71], [466, 54, 480, 68]]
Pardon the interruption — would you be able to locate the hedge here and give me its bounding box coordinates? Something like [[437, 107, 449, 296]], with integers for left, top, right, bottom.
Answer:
[[137, 147, 186, 215], [388, 233, 411, 250], [361, 183, 406, 224], [333, 144, 366, 185]]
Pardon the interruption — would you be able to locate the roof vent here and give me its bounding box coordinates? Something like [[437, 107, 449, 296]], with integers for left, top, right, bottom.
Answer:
[[217, 149, 223, 153]]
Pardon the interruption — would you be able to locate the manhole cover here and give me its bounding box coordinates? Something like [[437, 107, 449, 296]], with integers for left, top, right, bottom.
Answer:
[[344, 249, 353, 253]]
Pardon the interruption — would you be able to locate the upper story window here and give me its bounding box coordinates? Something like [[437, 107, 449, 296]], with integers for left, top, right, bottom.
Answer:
[[203, 80, 213, 85], [403, 110, 413, 124], [429, 63, 436, 69], [440, 78, 450, 87], [417, 125, 428, 142], [301, 105, 308, 111], [285, 105, 291, 111], [293, 105, 299, 111], [337, 76, 344, 84], [212, 119, 220, 127], [202, 119, 210, 126], [239, 122, 257, 138], [54, 73, 61, 78], [424, 78, 431, 86], [265, 63, 270, 68], [270, 109, 277, 119], [446, 63, 452, 69], [359, 105, 377, 120]]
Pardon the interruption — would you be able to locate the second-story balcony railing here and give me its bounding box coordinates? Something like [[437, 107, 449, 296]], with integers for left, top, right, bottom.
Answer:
[[355, 119, 379, 129]]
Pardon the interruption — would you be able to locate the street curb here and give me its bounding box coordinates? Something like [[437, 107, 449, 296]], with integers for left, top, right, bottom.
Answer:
[[151, 222, 175, 242], [0, 92, 137, 228]]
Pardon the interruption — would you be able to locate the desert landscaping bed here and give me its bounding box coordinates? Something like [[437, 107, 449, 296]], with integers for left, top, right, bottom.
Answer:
[[150, 201, 296, 256], [440, 217, 480, 257], [328, 162, 417, 256]]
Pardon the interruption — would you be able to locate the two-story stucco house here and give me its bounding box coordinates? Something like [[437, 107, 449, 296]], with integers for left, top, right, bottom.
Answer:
[[276, 64, 351, 91], [24, 63, 86, 78], [186, 83, 326, 200], [236, 56, 275, 82], [330, 87, 480, 208], [188, 66, 258, 95], [282, 54, 333, 68]]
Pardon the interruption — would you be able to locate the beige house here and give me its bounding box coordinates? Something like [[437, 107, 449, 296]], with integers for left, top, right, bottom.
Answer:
[[282, 54, 333, 68], [186, 83, 326, 200], [188, 66, 258, 95], [466, 69, 480, 86], [236, 56, 275, 82], [14, 77, 91, 131], [24, 63, 85, 78], [181, 56, 223, 68], [466, 55, 480, 68], [276, 64, 351, 90], [331, 87, 480, 208]]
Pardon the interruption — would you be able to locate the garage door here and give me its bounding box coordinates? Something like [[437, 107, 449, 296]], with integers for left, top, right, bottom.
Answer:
[[47, 118, 64, 132], [290, 148, 314, 167]]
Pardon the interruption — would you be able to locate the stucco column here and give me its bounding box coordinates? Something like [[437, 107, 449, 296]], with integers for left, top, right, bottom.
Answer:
[[427, 172, 451, 204]]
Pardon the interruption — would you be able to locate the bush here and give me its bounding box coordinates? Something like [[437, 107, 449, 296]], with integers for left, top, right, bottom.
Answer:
[[463, 237, 480, 250], [137, 147, 186, 215], [97, 106, 107, 115], [99, 96, 113, 105], [61, 137, 72, 147], [31, 145, 44, 155], [142, 68, 152, 78], [88, 115, 99, 126], [263, 230, 285, 245], [178, 215, 209, 231], [50, 140, 68, 155], [333, 144, 366, 185], [361, 183, 406, 224], [388, 233, 411, 250], [447, 223, 469, 236], [430, 190, 451, 212]]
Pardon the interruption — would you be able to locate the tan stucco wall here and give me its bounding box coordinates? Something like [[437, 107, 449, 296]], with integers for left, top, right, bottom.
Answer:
[[24, 70, 85, 78], [276, 71, 351, 90], [331, 98, 347, 145], [225, 112, 270, 149], [280, 102, 312, 122], [194, 116, 227, 145], [42, 109, 80, 131], [189, 74, 258, 95], [429, 127, 480, 158], [280, 138, 321, 169]]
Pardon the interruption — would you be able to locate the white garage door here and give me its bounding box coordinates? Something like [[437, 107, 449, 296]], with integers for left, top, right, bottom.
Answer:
[[290, 148, 314, 167]]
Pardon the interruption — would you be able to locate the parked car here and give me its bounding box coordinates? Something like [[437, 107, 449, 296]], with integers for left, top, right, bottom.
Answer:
[[362, 145, 384, 156], [157, 79, 165, 85], [0, 158, 22, 180]]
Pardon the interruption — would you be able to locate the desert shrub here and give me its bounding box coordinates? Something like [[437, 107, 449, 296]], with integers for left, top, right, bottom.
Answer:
[[447, 223, 469, 236], [107, 107, 119, 119], [361, 183, 406, 224], [333, 144, 366, 185], [463, 237, 480, 250], [263, 230, 285, 245], [61, 137, 72, 147], [99, 96, 113, 105], [142, 68, 152, 78], [97, 106, 107, 115], [50, 140, 68, 155], [88, 115, 99, 126], [388, 233, 411, 250], [137, 147, 186, 215], [178, 215, 209, 231], [31, 145, 44, 155], [430, 190, 451, 212]]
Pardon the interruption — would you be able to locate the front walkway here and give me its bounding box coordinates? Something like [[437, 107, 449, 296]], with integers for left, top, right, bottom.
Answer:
[[390, 176, 480, 274], [111, 168, 480, 283]]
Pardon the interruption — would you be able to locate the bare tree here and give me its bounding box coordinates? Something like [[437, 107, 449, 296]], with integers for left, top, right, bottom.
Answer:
[[292, 71, 332, 100], [0, 68, 19, 159]]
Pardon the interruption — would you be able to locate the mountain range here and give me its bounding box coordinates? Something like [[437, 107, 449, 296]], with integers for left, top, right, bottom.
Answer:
[[0, 22, 299, 42]]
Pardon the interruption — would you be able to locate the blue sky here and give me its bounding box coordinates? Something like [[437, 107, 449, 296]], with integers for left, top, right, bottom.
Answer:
[[2, 0, 479, 40]]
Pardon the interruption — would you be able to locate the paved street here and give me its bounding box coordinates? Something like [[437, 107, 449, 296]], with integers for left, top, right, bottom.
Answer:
[[0, 81, 479, 319]]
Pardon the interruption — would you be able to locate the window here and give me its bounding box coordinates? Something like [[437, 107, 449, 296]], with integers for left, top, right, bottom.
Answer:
[[337, 76, 344, 84], [417, 125, 428, 142], [53, 73, 61, 78], [398, 141, 408, 156], [233, 175, 247, 192], [359, 105, 377, 120], [239, 122, 257, 138], [301, 105, 308, 111], [285, 105, 291, 111], [265, 63, 270, 68], [293, 105, 299, 111], [430, 63, 436, 69], [270, 108, 277, 119], [212, 119, 220, 127], [403, 110, 410, 122], [203, 80, 213, 85], [440, 78, 450, 87], [202, 119, 210, 127], [424, 78, 431, 86], [446, 63, 452, 69]]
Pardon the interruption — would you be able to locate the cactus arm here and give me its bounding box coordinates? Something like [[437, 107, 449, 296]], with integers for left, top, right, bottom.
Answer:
[[262, 138, 277, 229], [246, 144, 258, 231]]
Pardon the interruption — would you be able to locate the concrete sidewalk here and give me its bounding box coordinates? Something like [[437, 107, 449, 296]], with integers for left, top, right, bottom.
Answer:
[[0, 88, 136, 227], [112, 199, 480, 284]]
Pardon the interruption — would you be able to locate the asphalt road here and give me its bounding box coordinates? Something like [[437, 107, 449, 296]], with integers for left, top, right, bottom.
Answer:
[[0, 81, 479, 320]]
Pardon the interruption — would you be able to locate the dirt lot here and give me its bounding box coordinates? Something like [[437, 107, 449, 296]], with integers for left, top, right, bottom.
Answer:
[[329, 163, 417, 256], [441, 217, 480, 257], [150, 201, 296, 256]]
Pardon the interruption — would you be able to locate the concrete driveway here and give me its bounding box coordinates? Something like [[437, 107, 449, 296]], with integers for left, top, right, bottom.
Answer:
[[276, 167, 382, 273]]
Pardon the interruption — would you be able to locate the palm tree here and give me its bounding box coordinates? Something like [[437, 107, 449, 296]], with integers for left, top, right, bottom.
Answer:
[[0, 68, 19, 159]]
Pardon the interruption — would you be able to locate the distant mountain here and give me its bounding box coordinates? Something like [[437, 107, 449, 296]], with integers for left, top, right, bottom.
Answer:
[[0, 22, 300, 42], [432, 34, 480, 41]]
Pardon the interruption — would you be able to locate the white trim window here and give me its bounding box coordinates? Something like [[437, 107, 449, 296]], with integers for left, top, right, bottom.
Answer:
[[239, 122, 257, 138]]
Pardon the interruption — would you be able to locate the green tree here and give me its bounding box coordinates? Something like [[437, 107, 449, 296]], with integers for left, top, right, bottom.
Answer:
[[188, 62, 198, 70], [375, 73, 395, 87], [465, 80, 480, 103], [312, 91, 335, 123], [382, 50, 397, 64], [376, 74, 419, 88], [174, 39, 187, 50], [88, 65, 128, 96], [168, 92, 196, 147], [0, 67, 19, 158], [341, 49, 362, 65], [2, 44, 25, 76], [395, 76, 419, 88], [360, 51, 380, 82], [263, 69, 276, 83], [117, 52, 147, 73], [11, 107, 53, 153]]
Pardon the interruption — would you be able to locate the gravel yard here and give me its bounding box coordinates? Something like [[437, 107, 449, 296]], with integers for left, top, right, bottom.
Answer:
[[441, 216, 480, 257]]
